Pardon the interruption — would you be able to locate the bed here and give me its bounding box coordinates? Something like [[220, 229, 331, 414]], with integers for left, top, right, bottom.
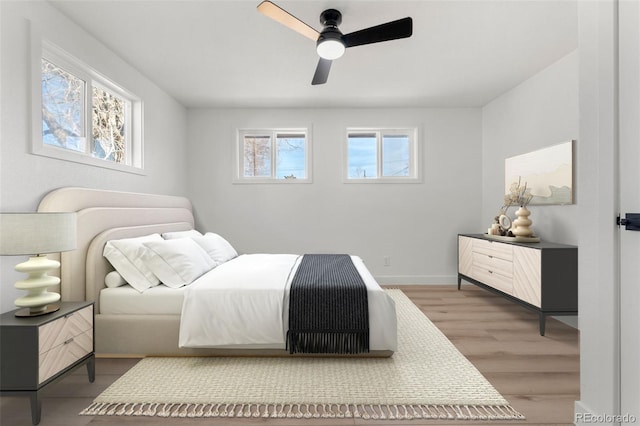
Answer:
[[37, 187, 397, 357]]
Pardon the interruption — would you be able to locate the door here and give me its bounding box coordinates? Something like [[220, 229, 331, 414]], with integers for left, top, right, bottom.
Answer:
[[619, 0, 640, 417]]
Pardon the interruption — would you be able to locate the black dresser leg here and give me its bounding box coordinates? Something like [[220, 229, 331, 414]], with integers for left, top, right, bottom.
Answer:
[[86, 354, 96, 383], [29, 391, 41, 425], [539, 313, 546, 336]]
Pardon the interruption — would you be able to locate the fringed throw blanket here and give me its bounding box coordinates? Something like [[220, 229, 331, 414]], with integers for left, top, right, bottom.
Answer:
[[287, 254, 369, 354]]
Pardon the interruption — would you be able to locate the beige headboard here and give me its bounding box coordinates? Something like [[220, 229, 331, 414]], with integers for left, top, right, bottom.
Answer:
[[38, 187, 195, 309]]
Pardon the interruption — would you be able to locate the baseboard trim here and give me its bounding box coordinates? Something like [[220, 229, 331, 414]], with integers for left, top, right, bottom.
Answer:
[[374, 275, 458, 285]]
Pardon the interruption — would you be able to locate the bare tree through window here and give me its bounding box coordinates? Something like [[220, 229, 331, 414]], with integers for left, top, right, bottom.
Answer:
[[41, 59, 129, 164], [41, 59, 85, 151], [240, 132, 307, 180], [275, 135, 305, 179], [92, 86, 127, 163], [243, 136, 272, 177]]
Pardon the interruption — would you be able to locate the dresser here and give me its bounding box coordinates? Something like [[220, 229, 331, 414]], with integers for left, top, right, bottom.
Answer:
[[0, 301, 95, 425], [458, 234, 577, 335]]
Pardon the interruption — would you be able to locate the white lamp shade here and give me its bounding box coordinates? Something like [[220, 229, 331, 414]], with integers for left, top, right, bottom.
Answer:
[[0, 212, 77, 256]]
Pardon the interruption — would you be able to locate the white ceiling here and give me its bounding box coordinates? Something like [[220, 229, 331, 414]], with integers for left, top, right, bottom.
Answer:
[[49, 0, 578, 109]]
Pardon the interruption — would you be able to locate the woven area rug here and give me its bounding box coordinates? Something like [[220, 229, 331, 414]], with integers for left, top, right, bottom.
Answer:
[[81, 290, 524, 421]]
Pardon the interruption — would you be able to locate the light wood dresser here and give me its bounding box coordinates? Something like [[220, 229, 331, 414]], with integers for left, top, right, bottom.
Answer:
[[0, 301, 95, 425], [458, 234, 577, 335]]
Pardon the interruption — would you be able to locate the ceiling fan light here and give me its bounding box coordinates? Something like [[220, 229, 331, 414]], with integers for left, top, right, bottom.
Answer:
[[316, 39, 345, 60]]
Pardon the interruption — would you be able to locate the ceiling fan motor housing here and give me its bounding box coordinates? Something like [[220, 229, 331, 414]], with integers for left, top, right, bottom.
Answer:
[[317, 27, 343, 45], [320, 9, 342, 27]]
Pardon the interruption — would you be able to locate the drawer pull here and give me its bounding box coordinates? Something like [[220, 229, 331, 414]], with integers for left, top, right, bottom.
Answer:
[[64, 337, 75, 345], [488, 255, 493, 258], [488, 270, 493, 274]]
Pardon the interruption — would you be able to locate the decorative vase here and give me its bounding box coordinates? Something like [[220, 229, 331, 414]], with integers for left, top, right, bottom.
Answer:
[[511, 206, 533, 237]]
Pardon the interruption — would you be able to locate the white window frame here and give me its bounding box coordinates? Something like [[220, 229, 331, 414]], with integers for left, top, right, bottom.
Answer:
[[31, 34, 144, 174], [234, 128, 312, 184], [344, 127, 421, 183]]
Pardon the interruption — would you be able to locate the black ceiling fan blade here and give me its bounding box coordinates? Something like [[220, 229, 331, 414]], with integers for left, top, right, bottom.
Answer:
[[257, 1, 320, 42], [342, 17, 413, 48], [311, 58, 332, 85]]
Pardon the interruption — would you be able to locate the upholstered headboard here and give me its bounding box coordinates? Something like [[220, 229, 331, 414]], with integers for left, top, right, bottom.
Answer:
[[37, 187, 195, 311]]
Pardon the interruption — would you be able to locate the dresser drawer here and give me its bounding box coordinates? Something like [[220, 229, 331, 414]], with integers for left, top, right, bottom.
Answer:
[[472, 252, 513, 278], [472, 266, 513, 294], [472, 239, 513, 261], [39, 305, 93, 354], [39, 329, 93, 384]]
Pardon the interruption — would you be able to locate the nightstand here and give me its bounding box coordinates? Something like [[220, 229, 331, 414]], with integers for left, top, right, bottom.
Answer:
[[0, 301, 95, 425]]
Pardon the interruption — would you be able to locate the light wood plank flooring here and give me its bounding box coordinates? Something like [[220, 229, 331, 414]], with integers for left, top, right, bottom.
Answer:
[[0, 284, 579, 425]]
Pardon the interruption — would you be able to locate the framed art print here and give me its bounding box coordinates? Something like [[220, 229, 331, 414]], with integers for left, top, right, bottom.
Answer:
[[505, 141, 573, 205]]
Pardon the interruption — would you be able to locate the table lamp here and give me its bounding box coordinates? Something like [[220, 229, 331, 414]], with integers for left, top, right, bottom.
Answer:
[[0, 212, 77, 317]]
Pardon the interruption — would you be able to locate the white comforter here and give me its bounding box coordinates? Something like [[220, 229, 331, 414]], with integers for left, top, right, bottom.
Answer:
[[179, 254, 397, 351]]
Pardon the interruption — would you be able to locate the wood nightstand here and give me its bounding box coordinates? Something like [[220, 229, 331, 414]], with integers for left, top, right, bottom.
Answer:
[[0, 301, 95, 425]]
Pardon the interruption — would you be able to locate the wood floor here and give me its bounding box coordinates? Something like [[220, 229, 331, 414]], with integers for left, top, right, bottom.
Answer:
[[0, 284, 579, 426]]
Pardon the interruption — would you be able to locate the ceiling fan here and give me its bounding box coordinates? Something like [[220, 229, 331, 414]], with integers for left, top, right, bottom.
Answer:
[[257, 1, 413, 85]]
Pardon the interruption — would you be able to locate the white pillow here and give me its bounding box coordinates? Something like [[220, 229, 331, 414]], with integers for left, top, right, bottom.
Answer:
[[162, 230, 203, 240], [192, 232, 238, 264], [105, 271, 127, 288], [103, 234, 163, 292], [142, 238, 216, 288]]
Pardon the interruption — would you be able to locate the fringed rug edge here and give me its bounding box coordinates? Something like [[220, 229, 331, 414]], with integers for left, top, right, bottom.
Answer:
[[80, 401, 525, 421]]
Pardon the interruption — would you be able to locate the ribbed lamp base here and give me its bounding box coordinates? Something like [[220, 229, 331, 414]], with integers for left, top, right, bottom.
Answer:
[[14, 254, 62, 317]]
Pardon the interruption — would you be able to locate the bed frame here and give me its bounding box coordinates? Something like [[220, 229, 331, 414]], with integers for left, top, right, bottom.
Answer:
[[39, 187, 392, 357]]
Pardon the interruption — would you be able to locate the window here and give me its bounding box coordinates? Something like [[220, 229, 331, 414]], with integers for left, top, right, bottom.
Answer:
[[33, 40, 143, 172], [345, 128, 420, 182], [236, 129, 311, 183]]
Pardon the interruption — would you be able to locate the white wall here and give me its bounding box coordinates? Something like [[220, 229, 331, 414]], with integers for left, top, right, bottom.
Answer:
[[187, 108, 482, 284], [482, 50, 579, 245], [0, 1, 189, 313]]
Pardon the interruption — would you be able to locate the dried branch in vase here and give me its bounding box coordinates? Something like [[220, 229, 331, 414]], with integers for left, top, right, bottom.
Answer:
[[504, 176, 533, 208]]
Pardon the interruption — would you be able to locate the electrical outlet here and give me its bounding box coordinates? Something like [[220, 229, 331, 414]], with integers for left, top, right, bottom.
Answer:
[[384, 256, 391, 267]]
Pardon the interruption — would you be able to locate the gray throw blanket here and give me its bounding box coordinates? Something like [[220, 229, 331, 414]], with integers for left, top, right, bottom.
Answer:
[[286, 254, 369, 354]]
